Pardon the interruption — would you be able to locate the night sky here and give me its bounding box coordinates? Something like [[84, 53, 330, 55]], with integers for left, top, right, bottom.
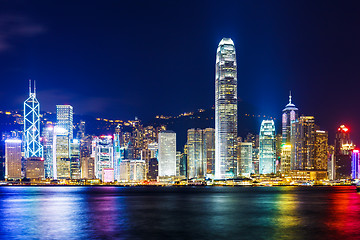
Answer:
[[1, 1, 360, 141]]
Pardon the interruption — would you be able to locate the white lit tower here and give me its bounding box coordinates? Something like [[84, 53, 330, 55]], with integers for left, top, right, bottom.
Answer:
[[24, 80, 43, 158], [215, 38, 237, 179], [56, 105, 74, 139]]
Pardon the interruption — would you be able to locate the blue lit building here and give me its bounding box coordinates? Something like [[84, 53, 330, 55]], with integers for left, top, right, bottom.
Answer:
[[352, 149, 359, 179], [259, 120, 276, 174], [24, 80, 43, 158]]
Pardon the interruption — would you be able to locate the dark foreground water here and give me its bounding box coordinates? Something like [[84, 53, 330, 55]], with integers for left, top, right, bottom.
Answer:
[[0, 186, 359, 240]]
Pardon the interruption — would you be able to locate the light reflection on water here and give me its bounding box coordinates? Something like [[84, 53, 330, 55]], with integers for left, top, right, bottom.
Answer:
[[0, 186, 359, 240]]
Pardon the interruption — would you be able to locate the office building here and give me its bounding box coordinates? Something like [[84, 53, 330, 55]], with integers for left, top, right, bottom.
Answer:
[[204, 128, 215, 177], [92, 136, 114, 180], [25, 157, 44, 179], [282, 92, 298, 145], [259, 120, 276, 174], [5, 139, 22, 179], [352, 150, 359, 179], [70, 139, 81, 179], [281, 144, 291, 174], [56, 105, 74, 139], [314, 130, 328, 170], [215, 38, 238, 179], [238, 142, 253, 177], [187, 129, 205, 179], [24, 80, 43, 158], [53, 126, 70, 179], [335, 125, 355, 179], [291, 116, 316, 170], [158, 130, 176, 177]]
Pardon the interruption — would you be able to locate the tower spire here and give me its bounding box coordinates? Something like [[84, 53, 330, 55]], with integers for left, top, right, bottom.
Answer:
[[34, 80, 36, 97], [29, 79, 32, 95], [289, 90, 292, 104]]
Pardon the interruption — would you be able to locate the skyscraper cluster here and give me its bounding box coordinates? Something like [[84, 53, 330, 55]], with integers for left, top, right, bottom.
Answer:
[[0, 39, 359, 184]]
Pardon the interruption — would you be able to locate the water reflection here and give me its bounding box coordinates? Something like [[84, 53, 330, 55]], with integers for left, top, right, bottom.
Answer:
[[0, 186, 359, 239]]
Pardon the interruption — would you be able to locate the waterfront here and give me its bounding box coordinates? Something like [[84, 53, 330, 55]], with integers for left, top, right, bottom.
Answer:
[[0, 186, 359, 239]]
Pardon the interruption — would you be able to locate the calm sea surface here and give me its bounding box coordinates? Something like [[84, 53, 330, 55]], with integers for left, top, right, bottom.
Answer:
[[0, 186, 359, 240]]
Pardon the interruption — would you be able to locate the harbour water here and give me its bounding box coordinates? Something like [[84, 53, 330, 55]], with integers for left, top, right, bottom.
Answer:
[[0, 186, 359, 240]]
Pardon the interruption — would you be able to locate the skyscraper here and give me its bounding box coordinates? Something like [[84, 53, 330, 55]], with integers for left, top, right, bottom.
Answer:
[[158, 130, 176, 177], [204, 128, 215, 177], [5, 139, 22, 179], [259, 120, 276, 174], [53, 126, 70, 179], [92, 136, 114, 181], [43, 125, 54, 178], [187, 129, 205, 179], [334, 125, 354, 179], [24, 80, 43, 158], [314, 130, 328, 170], [291, 116, 315, 170], [215, 38, 237, 179], [352, 149, 359, 179], [238, 142, 253, 177], [56, 105, 74, 139], [282, 92, 298, 145]]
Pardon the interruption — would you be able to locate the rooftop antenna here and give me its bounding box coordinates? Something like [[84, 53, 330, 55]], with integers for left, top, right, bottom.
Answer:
[[29, 79, 31, 95], [34, 80, 36, 96]]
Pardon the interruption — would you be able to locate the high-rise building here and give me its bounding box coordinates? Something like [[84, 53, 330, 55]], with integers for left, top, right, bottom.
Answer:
[[148, 158, 158, 181], [56, 105, 74, 139], [53, 126, 70, 179], [70, 139, 81, 179], [335, 125, 355, 179], [281, 144, 291, 174], [259, 120, 276, 174], [291, 116, 316, 170], [328, 145, 335, 180], [238, 142, 253, 177], [92, 136, 114, 180], [204, 128, 215, 177], [314, 130, 328, 170], [5, 139, 22, 179], [81, 157, 95, 179], [245, 133, 259, 174], [24, 80, 43, 158], [158, 130, 176, 177], [282, 92, 298, 145], [25, 157, 44, 179], [215, 38, 237, 179], [187, 129, 205, 179], [351, 150, 359, 179], [43, 125, 54, 178]]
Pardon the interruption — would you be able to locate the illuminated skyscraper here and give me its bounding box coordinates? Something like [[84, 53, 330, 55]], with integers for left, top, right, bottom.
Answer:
[[187, 129, 205, 179], [24, 80, 43, 158], [238, 142, 253, 177], [204, 128, 215, 177], [291, 116, 316, 170], [259, 120, 276, 174], [215, 38, 237, 179], [92, 136, 114, 181], [43, 125, 54, 178], [53, 126, 70, 179], [335, 125, 355, 179], [314, 130, 328, 170], [5, 139, 22, 179], [56, 105, 74, 139], [281, 144, 291, 174], [70, 139, 81, 179], [351, 150, 359, 179], [158, 130, 176, 177], [282, 92, 298, 145]]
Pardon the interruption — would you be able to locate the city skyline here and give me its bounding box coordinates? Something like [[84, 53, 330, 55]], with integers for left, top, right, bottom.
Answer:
[[0, 1, 360, 140]]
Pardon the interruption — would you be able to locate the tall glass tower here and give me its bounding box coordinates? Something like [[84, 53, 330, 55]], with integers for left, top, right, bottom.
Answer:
[[282, 92, 298, 145], [56, 105, 74, 139], [24, 80, 43, 158], [215, 38, 237, 179], [259, 120, 276, 174]]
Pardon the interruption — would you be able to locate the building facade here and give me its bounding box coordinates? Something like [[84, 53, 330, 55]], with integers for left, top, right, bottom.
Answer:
[[259, 120, 276, 174], [215, 38, 237, 179], [158, 130, 176, 177]]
